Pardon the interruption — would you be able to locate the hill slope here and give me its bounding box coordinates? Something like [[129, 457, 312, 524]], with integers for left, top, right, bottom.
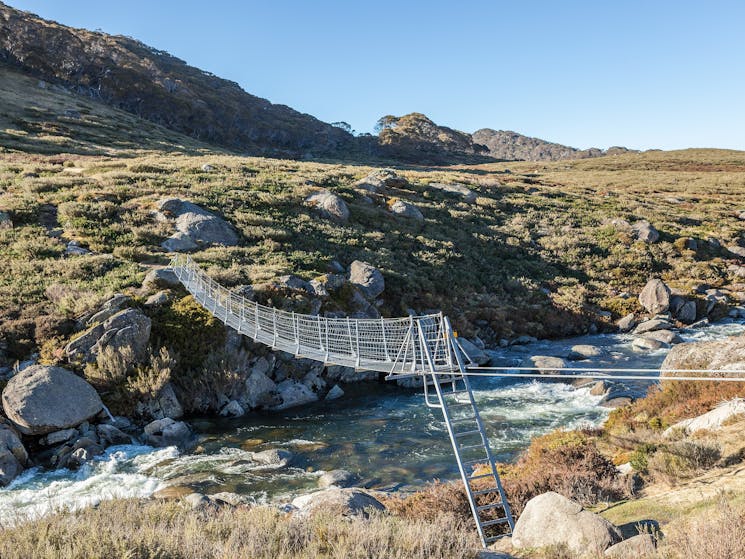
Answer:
[[0, 2, 352, 158]]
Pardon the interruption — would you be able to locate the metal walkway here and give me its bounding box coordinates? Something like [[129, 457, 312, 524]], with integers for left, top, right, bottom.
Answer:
[[170, 255, 514, 545]]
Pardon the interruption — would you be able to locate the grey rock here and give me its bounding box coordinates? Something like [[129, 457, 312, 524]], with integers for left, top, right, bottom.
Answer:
[[142, 268, 180, 291], [676, 300, 697, 323], [243, 370, 280, 409], [96, 424, 132, 446], [525, 356, 567, 374], [348, 261, 385, 299], [642, 330, 682, 345], [66, 308, 151, 366], [354, 169, 407, 194], [145, 290, 172, 307], [567, 344, 606, 361], [325, 384, 344, 401], [40, 428, 78, 446], [616, 313, 636, 332], [184, 492, 211, 509], [318, 469, 358, 488], [604, 533, 656, 558], [201, 164, 214, 172], [273, 380, 318, 410], [0, 423, 27, 486], [661, 335, 745, 376], [389, 199, 424, 221], [458, 338, 490, 365], [325, 365, 377, 383], [142, 418, 191, 447], [305, 190, 350, 222], [219, 400, 245, 418], [631, 220, 659, 243], [512, 492, 622, 554], [632, 319, 673, 334], [632, 337, 663, 351], [638, 279, 670, 314], [141, 382, 184, 420], [291, 487, 385, 518], [728, 245, 745, 259], [251, 448, 293, 468], [428, 182, 477, 203], [158, 198, 239, 252], [65, 240, 91, 256], [2, 365, 103, 435], [275, 275, 314, 293], [86, 294, 132, 326]]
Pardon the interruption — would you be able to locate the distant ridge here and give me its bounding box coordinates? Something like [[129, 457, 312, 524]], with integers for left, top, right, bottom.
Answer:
[[472, 129, 636, 161]]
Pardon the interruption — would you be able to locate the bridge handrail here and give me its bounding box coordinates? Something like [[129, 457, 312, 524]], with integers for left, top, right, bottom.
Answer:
[[169, 255, 452, 375]]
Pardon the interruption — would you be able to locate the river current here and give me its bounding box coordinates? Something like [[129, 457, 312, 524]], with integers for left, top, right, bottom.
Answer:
[[1, 320, 743, 524]]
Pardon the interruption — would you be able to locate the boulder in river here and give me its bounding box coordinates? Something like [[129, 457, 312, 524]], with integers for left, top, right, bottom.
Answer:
[[632, 318, 673, 334], [458, 338, 490, 365], [616, 313, 636, 332], [638, 279, 670, 314], [525, 356, 568, 374], [0, 422, 28, 486], [143, 418, 192, 448], [291, 487, 385, 518], [661, 334, 745, 375], [273, 380, 318, 410], [2, 365, 103, 435], [511, 492, 622, 554], [318, 469, 359, 488], [251, 448, 293, 468], [567, 344, 606, 361]]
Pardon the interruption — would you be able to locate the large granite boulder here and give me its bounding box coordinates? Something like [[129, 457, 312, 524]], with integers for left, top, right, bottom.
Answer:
[[2, 365, 103, 435], [348, 261, 385, 299], [305, 190, 349, 222], [291, 487, 385, 518], [512, 492, 622, 554], [157, 198, 239, 252], [660, 334, 745, 375], [66, 308, 151, 366], [638, 279, 670, 314], [0, 422, 28, 486], [273, 380, 318, 410]]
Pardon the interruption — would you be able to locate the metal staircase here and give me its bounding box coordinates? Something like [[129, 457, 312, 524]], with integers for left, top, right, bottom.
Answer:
[[418, 319, 515, 545], [169, 255, 513, 546]]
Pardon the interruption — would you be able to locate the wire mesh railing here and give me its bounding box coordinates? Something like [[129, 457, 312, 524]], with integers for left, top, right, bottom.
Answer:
[[169, 255, 453, 375]]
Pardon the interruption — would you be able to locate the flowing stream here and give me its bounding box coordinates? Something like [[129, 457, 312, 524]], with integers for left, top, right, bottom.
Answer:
[[1, 319, 744, 524]]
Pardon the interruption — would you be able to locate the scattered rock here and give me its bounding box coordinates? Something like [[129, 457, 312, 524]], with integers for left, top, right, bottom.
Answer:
[[86, 294, 132, 326], [142, 268, 180, 291], [567, 344, 606, 361], [388, 199, 424, 221], [145, 290, 172, 307], [275, 274, 314, 294], [0, 422, 27, 486], [354, 169, 407, 193], [143, 418, 191, 447], [638, 279, 670, 314], [318, 469, 358, 488], [631, 220, 659, 243], [201, 164, 214, 172], [511, 492, 622, 554], [251, 448, 293, 468], [616, 313, 636, 332], [2, 365, 103, 435], [676, 300, 697, 323], [305, 190, 349, 222], [728, 245, 745, 259], [64, 240, 91, 256], [183, 492, 212, 510], [642, 329, 682, 345], [590, 381, 608, 396], [40, 428, 78, 446], [348, 261, 385, 299], [66, 308, 151, 366], [210, 492, 254, 507], [428, 182, 477, 203], [604, 533, 656, 558], [291, 487, 385, 518], [632, 337, 663, 351], [157, 198, 239, 252]]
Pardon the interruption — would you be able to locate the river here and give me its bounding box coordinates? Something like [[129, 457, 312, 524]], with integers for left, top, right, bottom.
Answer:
[[1, 319, 743, 524]]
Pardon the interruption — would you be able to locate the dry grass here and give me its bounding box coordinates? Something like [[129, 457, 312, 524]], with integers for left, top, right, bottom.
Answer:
[[0, 499, 480, 559]]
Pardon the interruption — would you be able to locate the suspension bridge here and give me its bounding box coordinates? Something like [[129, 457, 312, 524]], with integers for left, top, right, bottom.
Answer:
[[169, 255, 745, 547]]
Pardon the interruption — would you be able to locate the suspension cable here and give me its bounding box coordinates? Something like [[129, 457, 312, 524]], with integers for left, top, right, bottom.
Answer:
[[448, 365, 745, 382]]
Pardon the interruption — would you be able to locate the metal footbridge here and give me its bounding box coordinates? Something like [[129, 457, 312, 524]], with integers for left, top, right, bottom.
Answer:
[[170, 255, 514, 546]]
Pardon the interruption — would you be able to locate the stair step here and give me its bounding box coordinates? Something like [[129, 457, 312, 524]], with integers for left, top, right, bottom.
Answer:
[[454, 429, 481, 438], [472, 487, 500, 496], [468, 473, 494, 482], [481, 517, 510, 528], [450, 416, 477, 424], [459, 443, 486, 451], [463, 459, 488, 468], [477, 502, 504, 511]]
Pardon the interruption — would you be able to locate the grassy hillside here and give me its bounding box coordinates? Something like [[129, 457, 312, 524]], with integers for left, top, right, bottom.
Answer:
[[1, 146, 744, 364]]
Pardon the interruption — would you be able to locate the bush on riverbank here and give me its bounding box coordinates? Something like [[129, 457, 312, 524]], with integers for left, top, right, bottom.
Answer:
[[0, 499, 479, 559]]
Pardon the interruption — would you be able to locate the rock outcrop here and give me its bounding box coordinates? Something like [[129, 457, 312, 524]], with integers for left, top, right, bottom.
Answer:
[[157, 198, 239, 252], [2, 365, 104, 435], [512, 492, 622, 554], [65, 308, 151, 366]]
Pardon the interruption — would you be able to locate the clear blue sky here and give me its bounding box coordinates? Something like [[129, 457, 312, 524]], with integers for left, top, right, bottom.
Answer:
[[8, 0, 745, 150]]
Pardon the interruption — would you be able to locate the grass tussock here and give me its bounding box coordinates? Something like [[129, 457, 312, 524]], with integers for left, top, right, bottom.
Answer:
[[0, 499, 480, 559]]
